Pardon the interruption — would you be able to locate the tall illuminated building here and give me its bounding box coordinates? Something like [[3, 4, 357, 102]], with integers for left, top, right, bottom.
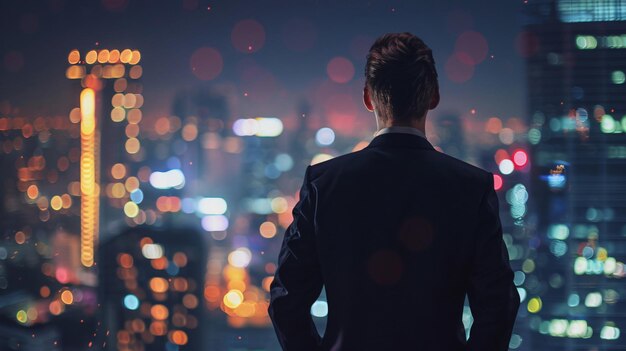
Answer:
[[98, 226, 206, 350], [523, 1, 626, 349], [66, 48, 145, 267], [170, 86, 231, 190]]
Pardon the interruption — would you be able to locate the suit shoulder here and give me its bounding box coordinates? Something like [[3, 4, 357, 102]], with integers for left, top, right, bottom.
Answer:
[[431, 151, 493, 187], [307, 149, 365, 179]]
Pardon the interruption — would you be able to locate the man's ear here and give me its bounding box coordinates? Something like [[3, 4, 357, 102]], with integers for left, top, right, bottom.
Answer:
[[429, 89, 440, 110], [363, 86, 375, 112]]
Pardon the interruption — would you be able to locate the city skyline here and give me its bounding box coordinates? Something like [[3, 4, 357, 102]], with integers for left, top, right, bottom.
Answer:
[[3, 1, 625, 350], [1, 0, 524, 128]]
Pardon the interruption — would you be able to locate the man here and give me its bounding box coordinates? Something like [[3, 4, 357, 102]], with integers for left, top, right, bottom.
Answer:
[[268, 32, 520, 351]]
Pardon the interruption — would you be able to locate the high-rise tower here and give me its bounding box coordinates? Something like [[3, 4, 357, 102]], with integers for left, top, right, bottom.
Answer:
[[523, 1, 626, 349], [66, 48, 144, 267]]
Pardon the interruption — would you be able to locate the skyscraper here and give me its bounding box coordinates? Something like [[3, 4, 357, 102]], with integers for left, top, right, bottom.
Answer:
[[524, 1, 626, 349], [66, 48, 145, 267], [98, 225, 206, 351]]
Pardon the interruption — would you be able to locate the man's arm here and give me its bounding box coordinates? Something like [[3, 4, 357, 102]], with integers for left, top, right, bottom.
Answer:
[[466, 173, 520, 351], [268, 165, 323, 351]]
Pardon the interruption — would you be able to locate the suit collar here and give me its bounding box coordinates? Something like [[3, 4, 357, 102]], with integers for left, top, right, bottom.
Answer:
[[364, 132, 435, 151], [374, 126, 427, 139]]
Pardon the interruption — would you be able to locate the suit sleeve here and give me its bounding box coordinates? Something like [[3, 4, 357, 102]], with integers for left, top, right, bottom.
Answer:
[[268, 165, 324, 351], [466, 173, 520, 351]]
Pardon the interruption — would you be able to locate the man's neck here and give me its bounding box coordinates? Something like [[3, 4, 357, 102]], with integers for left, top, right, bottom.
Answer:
[[376, 118, 426, 135]]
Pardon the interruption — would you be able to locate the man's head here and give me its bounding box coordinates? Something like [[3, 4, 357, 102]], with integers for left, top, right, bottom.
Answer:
[[363, 32, 439, 126]]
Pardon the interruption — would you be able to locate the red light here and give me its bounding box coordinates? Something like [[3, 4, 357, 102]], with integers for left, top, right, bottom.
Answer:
[[494, 149, 509, 165], [493, 174, 503, 191], [513, 150, 528, 167], [56, 268, 69, 284]]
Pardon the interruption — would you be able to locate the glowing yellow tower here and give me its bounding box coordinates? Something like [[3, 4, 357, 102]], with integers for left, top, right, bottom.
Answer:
[[67, 48, 143, 268], [79, 88, 98, 267]]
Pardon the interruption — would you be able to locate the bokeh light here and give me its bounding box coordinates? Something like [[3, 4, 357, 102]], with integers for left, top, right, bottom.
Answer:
[[68, 49, 80, 64], [315, 127, 335, 146], [223, 289, 244, 309], [259, 221, 277, 238], [445, 54, 474, 83], [60, 290, 74, 304], [231, 19, 266, 53], [513, 150, 528, 167], [190, 47, 223, 80], [324, 93, 358, 134], [202, 215, 229, 231], [494, 174, 503, 191], [499, 159, 514, 175], [228, 248, 252, 268], [454, 31, 489, 65], [197, 197, 227, 215], [150, 277, 169, 293], [237, 60, 278, 102], [151, 304, 169, 320], [612, 70, 625, 84], [326, 57, 355, 84]]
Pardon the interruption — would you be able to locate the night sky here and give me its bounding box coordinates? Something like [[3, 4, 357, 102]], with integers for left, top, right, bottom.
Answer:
[[1, 0, 526, 136]]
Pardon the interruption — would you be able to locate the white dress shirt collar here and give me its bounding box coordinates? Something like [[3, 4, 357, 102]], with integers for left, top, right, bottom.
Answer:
[[373, 126, 427, 139]]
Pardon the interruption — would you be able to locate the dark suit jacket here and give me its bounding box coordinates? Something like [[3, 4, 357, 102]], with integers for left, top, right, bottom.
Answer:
[[269, 132, 520, 351]]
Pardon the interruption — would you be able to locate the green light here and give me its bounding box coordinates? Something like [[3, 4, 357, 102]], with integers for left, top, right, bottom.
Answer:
[[585, 292, 602, 307], [527, 297, 542, 313], [604, 257, 617, 275], [612, 70, 625, 84], [548, 224, 569, 240], [528, 128, 541, 144], [548, 319, 568, 337], [574, 257, 587, 275], [575, 35, 598, 49], [601, 114, 616, 133], [16, 310, 27, 324], [567, 294, 580, 307], [607, 36, 620, 48], [600, 325, 621, 340]]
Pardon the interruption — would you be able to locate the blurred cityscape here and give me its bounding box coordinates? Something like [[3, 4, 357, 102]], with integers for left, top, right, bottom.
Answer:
[[0, 0, 625, 350]]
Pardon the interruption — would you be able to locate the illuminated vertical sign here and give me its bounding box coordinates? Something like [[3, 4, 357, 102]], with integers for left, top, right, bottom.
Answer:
[[80, 88, 98, 267], [68, 48, 143, 268]]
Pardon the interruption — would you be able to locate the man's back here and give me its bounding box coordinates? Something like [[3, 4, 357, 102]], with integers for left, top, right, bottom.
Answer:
[[269, 132, 520, 351], [269, 32, 519, 351]]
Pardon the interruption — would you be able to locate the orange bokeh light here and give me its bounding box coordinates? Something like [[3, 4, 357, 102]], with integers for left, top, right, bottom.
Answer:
[[150, 277, 169, 293], [149, 321, 167, 336], [151, 257, 168, 270], [170, 330, 188, 345], [26, 185, 38, 199], [173, 252, 188, 267], [259, 221, 277, 238], [117, 253, 134, 268], [150, 304, 169, 320], [204, 285, 221, 302], [60, 290, 73, 304], [486, 117, 503, 134]]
